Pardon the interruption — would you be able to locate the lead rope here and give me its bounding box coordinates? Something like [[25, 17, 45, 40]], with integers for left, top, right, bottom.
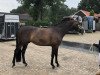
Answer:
[[89, 44, 93, 51], [89, 43, 100, 69]]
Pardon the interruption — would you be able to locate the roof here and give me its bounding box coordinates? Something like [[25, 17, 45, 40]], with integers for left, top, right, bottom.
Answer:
[[81, 10, 90, 16], [19, 13, 32, 20], [0, 12, 33, 21], [0, 12, 18, 15], [0, 12, 8, 14], [74, 10, 99, 17], [95, 14, 100, 18], [80, 10, 98, 17]]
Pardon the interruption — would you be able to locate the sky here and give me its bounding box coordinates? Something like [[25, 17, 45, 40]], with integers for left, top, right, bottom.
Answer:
[[0, 0, 21, 13], [65, 0, 81, 8], [0, 0, 81, 13]]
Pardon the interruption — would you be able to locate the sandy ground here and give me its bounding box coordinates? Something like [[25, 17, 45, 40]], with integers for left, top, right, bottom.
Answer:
[[63, 31, 100, 44], [0, 31, 100, 75]]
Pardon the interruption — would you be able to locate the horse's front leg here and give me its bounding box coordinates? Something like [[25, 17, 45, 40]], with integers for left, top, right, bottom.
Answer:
[[51, 47, 55, 69], [12, 45, 22, 68]]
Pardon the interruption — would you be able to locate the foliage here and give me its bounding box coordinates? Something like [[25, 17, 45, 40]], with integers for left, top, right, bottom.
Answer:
[[90, 10, 94, 16], [25, 20, 35, 26], [78, 0, 100, 13], [34, 19, 50, 27], [11, 0, 78, 26], [10, 6, 27, 14], [25, 19, 50, 27], [16, 0, 67, 21]]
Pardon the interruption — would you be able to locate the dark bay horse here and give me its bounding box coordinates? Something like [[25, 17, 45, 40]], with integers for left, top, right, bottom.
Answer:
[[12, 17, 83, 69]]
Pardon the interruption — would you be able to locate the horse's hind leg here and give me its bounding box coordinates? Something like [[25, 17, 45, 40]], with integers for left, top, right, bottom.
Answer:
[[22, 44, 28, 66], [12, 45, 22, 67], [12, 49, 17, 67]]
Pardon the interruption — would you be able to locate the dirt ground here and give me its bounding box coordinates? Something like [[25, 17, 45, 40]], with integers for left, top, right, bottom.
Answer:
[[0, 31, 100, 75], [63, 31, 100, 44]]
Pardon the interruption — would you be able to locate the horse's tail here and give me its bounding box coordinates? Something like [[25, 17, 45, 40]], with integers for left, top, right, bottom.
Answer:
[[15, 31, 22, 62]]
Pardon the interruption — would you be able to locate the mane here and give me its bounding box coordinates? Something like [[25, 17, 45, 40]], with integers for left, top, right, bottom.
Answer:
[[51, 17, 76, 37], [50, 16, 74, 26], [56, 18, 75, 28]]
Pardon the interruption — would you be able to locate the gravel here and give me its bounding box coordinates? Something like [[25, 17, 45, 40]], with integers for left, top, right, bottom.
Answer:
[[0, 31, 100, 75]]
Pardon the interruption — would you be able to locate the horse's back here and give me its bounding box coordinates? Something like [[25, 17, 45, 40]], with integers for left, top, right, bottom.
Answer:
[[17, 26, 62, 46], [29, 27, 56, 46]]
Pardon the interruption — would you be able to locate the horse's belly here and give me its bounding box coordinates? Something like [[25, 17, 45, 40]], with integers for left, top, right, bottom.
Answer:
[[32, 39, 51, 46]]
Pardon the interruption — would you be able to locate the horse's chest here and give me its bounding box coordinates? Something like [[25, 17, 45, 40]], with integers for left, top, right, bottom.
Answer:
[[51, 36, 62, 45]]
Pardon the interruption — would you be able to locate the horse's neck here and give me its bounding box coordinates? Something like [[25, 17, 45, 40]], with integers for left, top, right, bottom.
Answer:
[[54, 27, 68, 38], [57, 24, 71, 37]]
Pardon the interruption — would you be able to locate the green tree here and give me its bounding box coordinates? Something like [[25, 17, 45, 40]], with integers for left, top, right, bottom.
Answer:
[[11, 0, 78, 26], [10, 6, 27, 14], [78, 0, 100, 13], [90, 10, 94, 16], [16, 0, 67, 21]]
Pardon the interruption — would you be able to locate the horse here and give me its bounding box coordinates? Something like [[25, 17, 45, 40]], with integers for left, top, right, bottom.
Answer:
[[93, 40, 100, 68], [12, 17, 84, 69]]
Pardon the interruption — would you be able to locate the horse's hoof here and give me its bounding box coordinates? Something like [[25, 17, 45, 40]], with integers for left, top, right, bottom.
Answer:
[[52, 66, 55, 69], [24, 63, 28, 67], [57, 64, 60, 67], [23, 62, 28, 67], [12, 64, 15, 68], [25, 64, 27, 67], [99, 65, 100, 69]]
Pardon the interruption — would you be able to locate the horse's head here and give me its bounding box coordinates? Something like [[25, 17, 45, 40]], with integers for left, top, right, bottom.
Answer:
[[62, 17, 84, 34], [72, 21, 84, 34]]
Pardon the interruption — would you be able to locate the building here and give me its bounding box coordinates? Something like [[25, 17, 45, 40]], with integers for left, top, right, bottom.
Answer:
[[0, 12, 19, 39], [73, 10, 98, 18], [73, 10, 100, 31], [19, 13, 32, 26]]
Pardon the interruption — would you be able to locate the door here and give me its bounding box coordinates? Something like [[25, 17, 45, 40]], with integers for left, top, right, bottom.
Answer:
[[15, 23, 19, 34], [5, 22, 19, 39], [11, 22, 19, 38], [5, 22, 11, 38], [11, 23, 15, 38]]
